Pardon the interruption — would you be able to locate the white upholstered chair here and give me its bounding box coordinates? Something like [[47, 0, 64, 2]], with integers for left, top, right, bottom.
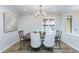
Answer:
[[43, 31, 56, 48], [31, 32, 41, 48]]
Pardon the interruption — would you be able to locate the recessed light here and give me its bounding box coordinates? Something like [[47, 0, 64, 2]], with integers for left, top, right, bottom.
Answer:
[[24, 8, 27, 12], [52, 9, 56, 11]]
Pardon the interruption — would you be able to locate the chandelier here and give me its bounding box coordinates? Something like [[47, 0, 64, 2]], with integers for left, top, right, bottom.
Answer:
[[35, 5, 46, 17]]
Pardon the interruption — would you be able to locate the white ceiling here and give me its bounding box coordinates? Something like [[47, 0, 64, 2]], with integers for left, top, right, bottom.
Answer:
[[2, 5, 79, 15]]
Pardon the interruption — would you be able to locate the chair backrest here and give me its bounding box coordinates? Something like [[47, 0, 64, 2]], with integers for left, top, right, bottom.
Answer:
[[43, 31, 56, 47], [31, 32, 41, 48], [55, 30, 62, 40], [39, 31, 46, 39], [59, 31, 62, 39], [56, 30, 60, 37], [18, 30, 24, 40]]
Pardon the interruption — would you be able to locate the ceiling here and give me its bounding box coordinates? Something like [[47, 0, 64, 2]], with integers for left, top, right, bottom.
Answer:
[[2, 5, 79, 15]]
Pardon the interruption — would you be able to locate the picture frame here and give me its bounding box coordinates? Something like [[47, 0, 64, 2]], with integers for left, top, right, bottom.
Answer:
[[3, 13, 18, 33]]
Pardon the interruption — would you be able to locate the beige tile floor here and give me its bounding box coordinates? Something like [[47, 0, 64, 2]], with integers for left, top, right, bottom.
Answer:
[[3, 41, 79, 53]]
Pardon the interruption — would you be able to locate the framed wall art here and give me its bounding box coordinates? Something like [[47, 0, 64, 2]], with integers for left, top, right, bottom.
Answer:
[[3, 13, 18, 33]]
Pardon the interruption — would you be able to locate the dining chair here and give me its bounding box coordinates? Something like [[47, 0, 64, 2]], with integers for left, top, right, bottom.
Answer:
[[31, 32, 41, 49], [39, 31, 46, 39], [43, 31, 56, 52], [55, 30, 62, 49], [18, 30, 30, 49]]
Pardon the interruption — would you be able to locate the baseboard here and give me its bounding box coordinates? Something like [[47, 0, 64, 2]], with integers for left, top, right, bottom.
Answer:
[[0, 40, 19, 53], [62, 39, 79, 52]]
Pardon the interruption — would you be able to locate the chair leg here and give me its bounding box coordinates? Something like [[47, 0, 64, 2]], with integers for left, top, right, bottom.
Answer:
[[19, 41, 22, 50], [52, 47, 54, 53], [23, 42, 25, 46], [28, 41, 31, 50], [27, 42, 29, 49], [30, 48, 33, 53], [19, 45, 21, 50], [59, 41, 61, 49], [55, 41, 57, 45]]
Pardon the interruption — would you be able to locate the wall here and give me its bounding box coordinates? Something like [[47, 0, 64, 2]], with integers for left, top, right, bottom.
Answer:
[[19, 14, 43, 33], [72, 13, 79, 34], [62, 12, 79, 34], [0, 6, 19, 52], [62, 12, 79, 51], [62, 32, 79, 51], [19, 13, 62, 34]]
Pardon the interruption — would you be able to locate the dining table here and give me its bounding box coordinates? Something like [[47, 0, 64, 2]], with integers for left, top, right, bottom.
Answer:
[[24, 33, 31, 39]]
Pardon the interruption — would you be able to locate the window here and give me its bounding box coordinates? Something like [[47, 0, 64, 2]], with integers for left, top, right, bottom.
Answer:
[[43, 18, 55, 31], [66, 16, 72, 33]]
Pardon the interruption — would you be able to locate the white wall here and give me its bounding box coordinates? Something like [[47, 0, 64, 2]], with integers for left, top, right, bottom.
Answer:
[[0, 6, 19, 52], [62, 32, 79, 51], [19, 13, 62, 34], [62, 12, 79, 51], [72, 14, 79, 34], [19, 14, 43, 33], [62, 12, 79, 34]]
